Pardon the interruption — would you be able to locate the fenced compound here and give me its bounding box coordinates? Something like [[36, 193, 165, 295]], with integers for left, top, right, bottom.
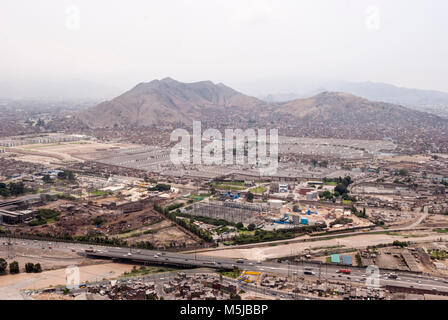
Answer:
[[191, 201, 268, 224]]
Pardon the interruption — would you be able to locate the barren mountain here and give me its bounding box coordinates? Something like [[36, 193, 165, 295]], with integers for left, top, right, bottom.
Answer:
[[260, 81, 448, 117], [79, 79, 448, 153], [80, 78, 266, 128]]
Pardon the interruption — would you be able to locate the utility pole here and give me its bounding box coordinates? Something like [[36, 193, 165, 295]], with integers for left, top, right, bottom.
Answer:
[[319, 262, 322, 282]]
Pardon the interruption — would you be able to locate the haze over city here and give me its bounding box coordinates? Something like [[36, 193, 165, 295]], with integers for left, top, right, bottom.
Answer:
[[1, 0, 448, 98], [1, 0, 448, 307]]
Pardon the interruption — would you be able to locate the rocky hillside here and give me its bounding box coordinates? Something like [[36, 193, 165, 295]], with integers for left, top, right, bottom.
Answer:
[[80, 77, 266, 128]]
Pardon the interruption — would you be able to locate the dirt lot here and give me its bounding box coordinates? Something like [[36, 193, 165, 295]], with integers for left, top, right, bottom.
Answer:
[[423, 214, 448, 228], [0, 245, 89, 271], [200, 232, 448, 261], [0, 263, 137, 299], [118, 219, 200, 248], [7, 141, 139, 165], [375, 249, 408, 270]]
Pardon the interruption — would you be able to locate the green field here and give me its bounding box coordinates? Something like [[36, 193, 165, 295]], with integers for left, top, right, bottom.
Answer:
[[90, 190, 110, 196], [24, 143, 64, 150], [211, 181, 245, 191], [249, 186, 267, 194], [218, 269, 241, 279], [122, 266, 176, 277], [185, 193, 208, 201]]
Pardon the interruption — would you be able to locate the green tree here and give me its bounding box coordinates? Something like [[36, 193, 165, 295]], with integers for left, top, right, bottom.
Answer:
[[9, 182, 25, 196], [335, 183, 347, 195], [247, 224, 256, 231], [25, 263, 35, 273], [245, 191, 254, 203], [33, 263, 42, 273], [9, 261, 19, 274], [0, 258, 7, 274]]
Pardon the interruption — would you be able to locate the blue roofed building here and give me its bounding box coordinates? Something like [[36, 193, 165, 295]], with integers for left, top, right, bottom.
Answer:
[[330, 254, 340, 264], [341, 255, 352, 265]]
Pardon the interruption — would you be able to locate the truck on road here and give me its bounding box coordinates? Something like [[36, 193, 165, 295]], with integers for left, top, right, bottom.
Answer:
[[337, 269, 351, 274]]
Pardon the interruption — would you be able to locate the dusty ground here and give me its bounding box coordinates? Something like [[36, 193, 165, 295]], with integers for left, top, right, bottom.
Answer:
[[0, 245, 88, 270], [0, 263, 137, 300], [121, 219, 200, 247], [380, 154, 431, 164], [200, 232, 448, 261], [6, 141, 139, 165]]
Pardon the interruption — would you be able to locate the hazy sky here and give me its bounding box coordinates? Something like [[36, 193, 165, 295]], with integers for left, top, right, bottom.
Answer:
[[1, 0, 447, 96]]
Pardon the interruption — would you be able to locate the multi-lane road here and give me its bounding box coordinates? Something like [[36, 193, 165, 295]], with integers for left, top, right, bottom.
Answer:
[[3, 237, 448, 295], [87, 246, 448, 294]]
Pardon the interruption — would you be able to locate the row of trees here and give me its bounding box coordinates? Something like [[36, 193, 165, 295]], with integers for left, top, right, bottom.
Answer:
[[0, 182, 26, 197], [25, 262, 42, 273], [43, 170, 77, 184], [0, 259, 40, 274], [148, 184, 171, 192], [233, 225, 324, 245], [319, 176, 355, 202]]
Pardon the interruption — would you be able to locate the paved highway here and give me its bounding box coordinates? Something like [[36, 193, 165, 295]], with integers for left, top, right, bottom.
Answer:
[[3, 237, 448, 294], [88, 246, 448, 294]]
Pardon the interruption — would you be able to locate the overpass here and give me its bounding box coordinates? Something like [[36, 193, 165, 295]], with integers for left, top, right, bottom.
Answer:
[[85, 246, 448, 295]]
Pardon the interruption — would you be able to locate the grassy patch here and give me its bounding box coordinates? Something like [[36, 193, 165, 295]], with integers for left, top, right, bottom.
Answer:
[[122, 265, 176, 277], [430, 251, 448, 260], [211, 181, 245, 191], [249, 186, 267, 194], [28, 209, 60, 226], [218, 269, 241, 279], [90, 190, 110, 196]]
